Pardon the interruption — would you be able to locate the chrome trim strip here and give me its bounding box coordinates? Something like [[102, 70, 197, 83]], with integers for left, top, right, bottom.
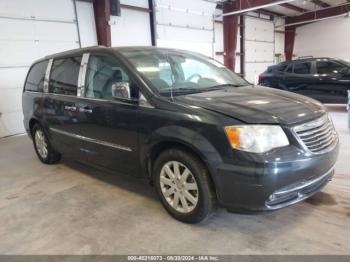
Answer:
[[43, 59, 53, 93], [294, 115, 328, 133], [298, 123, 332, 138], [302, 125, 332, 141], [273, 166, 334, 196], [50, 128, 132, 152], [307, 135, 334, 150], [78, 53, 90, 97], [266, 166, 334, 210], [24, 90, 42, 94], [45, 90, 154, 109], [291, 115, 338, 155]]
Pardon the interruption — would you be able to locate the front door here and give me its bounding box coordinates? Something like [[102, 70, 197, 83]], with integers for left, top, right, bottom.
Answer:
[[283, 61, 315, 97], [314, 60, 350, 103], [78, 54, 139, 176]]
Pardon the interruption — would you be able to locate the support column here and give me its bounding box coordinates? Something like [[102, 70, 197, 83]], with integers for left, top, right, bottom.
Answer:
[[239, 15, 245, 76], [148, 0, 156, 46], [223, 1, 239, 71], [93, 0, 111, 47], [285, 26, 296, 61]]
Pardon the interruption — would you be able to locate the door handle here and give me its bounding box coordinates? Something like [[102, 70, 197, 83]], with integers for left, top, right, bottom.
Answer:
[[64, 106, 77, 111], [79, 107, 93, 113]]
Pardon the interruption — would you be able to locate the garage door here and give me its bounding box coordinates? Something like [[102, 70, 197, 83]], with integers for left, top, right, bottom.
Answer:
[[110, 0, 152, 46], [155, 0, 217, 57], [244, 15, 275, 83], [0, 0, 81, 138]]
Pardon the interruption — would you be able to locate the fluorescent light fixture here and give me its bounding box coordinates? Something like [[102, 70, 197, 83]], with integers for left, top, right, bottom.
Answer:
[[219, 0, 298, 17], [276, 12, 350, 28]]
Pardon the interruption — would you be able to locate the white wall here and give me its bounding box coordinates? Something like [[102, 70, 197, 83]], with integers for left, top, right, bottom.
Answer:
[[110, 0, 152, 46], [0, 0, 96, 138], [294, 16, 350, 60]]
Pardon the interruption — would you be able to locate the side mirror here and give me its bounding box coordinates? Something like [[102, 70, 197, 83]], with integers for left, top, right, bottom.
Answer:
[[112, 82, 131, 100]]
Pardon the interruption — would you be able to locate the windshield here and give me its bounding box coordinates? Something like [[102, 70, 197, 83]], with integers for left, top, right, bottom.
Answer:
[[339, 59, 350, 67], [119, 49, 249, 96]]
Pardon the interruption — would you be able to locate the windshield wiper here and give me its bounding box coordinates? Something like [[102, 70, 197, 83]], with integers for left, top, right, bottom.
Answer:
[[159, 87, 200, 94], [206, 84, 245, 89]]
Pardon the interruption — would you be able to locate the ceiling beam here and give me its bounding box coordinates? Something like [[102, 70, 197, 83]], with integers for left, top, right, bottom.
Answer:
[[258, 8, 285, 17], [220, 0, 298, 17], [280, 3, 308, 13], [310, 0, 330, 8], [286, 3, 350, 25]]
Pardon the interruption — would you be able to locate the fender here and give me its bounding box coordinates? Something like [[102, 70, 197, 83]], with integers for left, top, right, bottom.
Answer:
[[140, 125, 224, 192]]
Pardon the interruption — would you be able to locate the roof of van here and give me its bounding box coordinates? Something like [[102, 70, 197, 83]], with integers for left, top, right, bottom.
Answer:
[[43, 45, 192, 59]]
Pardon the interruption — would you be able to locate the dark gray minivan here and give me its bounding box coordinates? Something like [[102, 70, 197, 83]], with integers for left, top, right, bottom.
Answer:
[[22, 46, 339, 223]]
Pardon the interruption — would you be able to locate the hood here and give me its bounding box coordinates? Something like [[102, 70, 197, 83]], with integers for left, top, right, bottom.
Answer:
[[174, 86, 326, 125]]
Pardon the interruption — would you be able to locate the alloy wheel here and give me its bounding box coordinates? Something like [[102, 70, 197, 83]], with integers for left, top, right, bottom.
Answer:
[[160, 161, 199, 213], [35, 129, 48, 159]]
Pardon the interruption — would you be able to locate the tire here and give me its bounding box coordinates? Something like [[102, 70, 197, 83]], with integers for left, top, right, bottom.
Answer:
[[261, 80, 272, 87], [153, 148, 216, 223], [32, 123, 61, 164]]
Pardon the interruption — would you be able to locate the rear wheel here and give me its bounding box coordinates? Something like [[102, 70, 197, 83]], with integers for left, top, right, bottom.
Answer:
[[153, 148, 216, 223], [260, 79, 272, 87], [32, 123, 61, 164]]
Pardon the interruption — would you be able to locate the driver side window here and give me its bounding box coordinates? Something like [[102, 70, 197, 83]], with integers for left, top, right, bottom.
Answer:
[[85, 55, 130, 100]]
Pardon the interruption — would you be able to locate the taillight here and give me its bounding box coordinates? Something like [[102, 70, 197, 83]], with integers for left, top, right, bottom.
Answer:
[[258, 74, 265, 83]]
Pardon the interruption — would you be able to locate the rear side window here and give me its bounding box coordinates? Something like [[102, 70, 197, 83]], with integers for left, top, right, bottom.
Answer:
[[24, 60, 49, 92], [316, 61, 344, 74], [275, 64, 288, 72], [50, 56, 82, 96], [293, 62, 311, 74]]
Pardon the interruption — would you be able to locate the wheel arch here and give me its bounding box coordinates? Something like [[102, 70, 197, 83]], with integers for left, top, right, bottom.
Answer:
[[143, 126, 223, 199], [29, 118, 41, 138]]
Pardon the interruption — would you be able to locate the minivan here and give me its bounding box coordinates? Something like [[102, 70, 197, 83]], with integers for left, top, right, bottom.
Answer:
[[23, 47, 339, 223]]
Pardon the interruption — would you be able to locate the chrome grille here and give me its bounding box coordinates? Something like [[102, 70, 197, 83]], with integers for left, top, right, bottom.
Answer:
[[293, 115, 338, 154]]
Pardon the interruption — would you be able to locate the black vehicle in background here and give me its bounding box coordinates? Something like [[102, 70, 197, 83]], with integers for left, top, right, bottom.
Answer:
[[23, 47, 339, 223], [258, 57, 350, 104]]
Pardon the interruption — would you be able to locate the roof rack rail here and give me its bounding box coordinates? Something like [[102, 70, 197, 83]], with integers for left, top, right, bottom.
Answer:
[[297, 56, 313, 59], [44, 45, 106, 59]]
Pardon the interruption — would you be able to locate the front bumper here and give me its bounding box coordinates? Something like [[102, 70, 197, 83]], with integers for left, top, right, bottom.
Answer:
[[215, 142, 339, 212]]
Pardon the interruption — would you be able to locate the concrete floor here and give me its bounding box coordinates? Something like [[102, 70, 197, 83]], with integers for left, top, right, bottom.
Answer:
[[0, 107, 349, 255]]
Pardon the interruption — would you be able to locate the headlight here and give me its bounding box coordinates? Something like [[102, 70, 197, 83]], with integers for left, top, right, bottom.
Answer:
[[224, 125, 289, 153]]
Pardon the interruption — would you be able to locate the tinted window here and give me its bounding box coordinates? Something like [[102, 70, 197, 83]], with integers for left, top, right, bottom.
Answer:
[[275, 64, 288, 72], [85, 55, 130, 100], [25, 60, 48, 92], [50, 57, 82, 96], [286, 64, 293, 73], [316, 61, 344, 74], [294, 62, 311, 74]]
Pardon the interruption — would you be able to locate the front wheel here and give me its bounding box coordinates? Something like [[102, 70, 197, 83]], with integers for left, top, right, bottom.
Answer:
[[32, 123, 61, 164], [153, 149, 216, 223]]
